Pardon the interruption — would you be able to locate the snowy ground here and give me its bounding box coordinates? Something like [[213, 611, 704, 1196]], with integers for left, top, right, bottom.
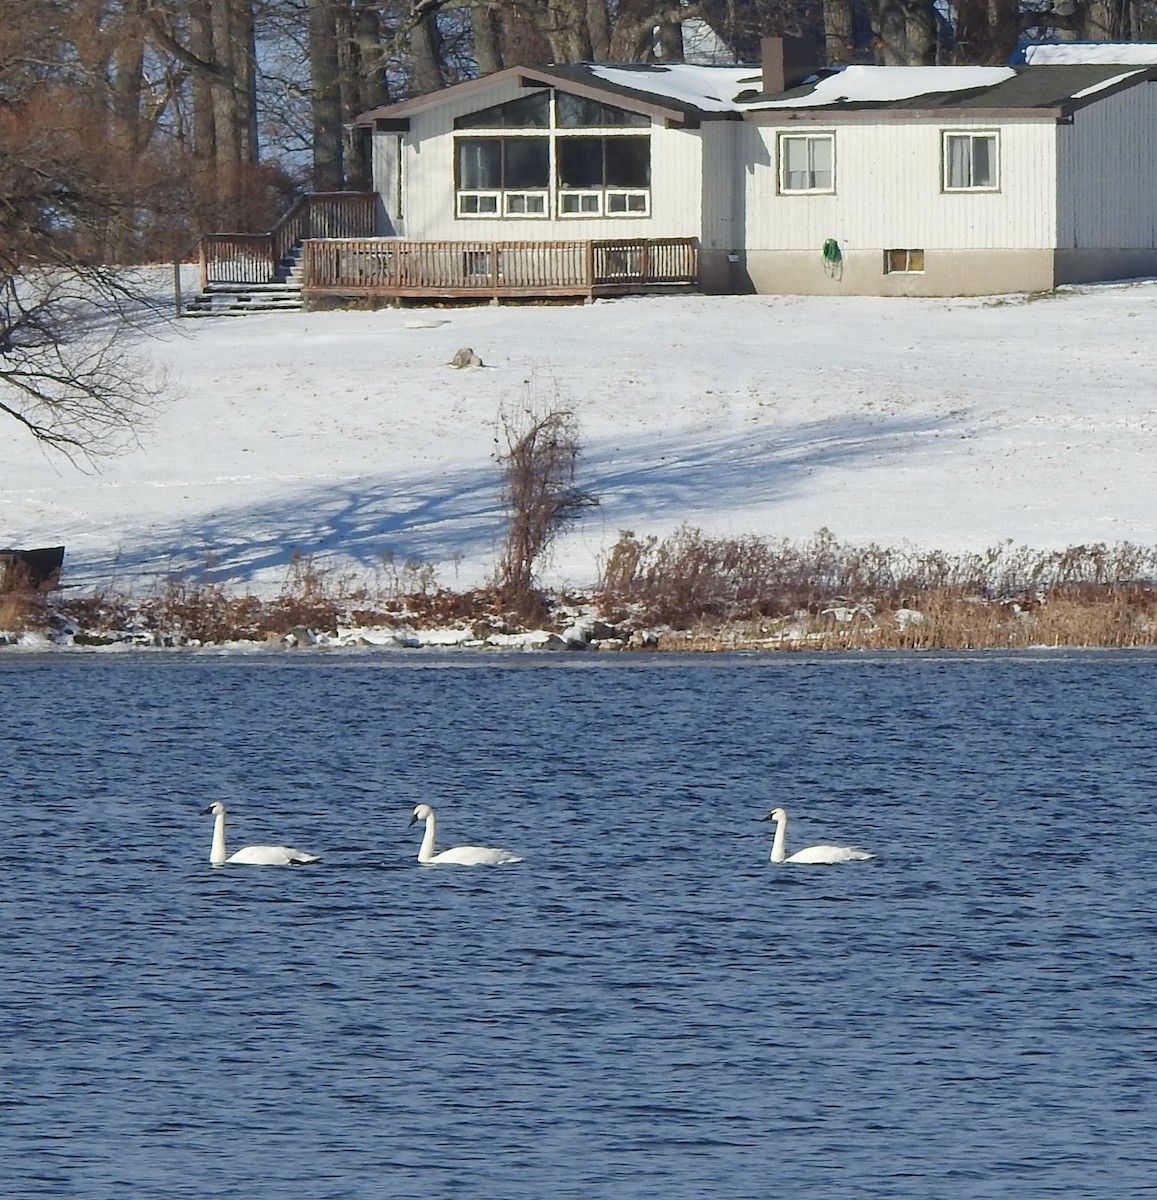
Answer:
[[3, 276, 1156, 597]]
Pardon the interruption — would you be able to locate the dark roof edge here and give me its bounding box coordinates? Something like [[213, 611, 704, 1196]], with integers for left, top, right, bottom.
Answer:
[[742, 107, 1067, 123], [353, 65, 703, 126]]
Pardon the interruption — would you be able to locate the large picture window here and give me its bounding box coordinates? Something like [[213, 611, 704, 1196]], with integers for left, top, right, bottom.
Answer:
[[779, 133, 834, 193], [453, 90, 651, 219], [943, 132, 998, 191]]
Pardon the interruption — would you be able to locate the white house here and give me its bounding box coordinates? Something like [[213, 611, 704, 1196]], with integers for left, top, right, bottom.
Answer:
[[352, 39, 1157, 298]]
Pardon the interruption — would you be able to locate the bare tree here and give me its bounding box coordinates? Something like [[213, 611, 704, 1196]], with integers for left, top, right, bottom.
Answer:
[[0, 10, 165, 456], [0, 271, 162, 458], [496, 395, 598, 618]]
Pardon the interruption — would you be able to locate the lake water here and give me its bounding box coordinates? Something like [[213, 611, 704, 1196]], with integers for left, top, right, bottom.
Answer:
[[3, 649, 1156, 1199]]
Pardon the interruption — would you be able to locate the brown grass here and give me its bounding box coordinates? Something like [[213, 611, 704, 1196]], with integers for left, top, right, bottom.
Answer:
[[9, 533, 1157, 651]]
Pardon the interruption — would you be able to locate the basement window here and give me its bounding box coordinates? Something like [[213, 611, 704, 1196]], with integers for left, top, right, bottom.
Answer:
[[884, 249, 925, 274]]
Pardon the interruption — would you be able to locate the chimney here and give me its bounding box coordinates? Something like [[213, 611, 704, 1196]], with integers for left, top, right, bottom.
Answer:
[[761, 36, 820, 96]]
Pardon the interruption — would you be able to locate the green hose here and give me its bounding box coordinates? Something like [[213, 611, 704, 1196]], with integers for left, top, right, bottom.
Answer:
[[822, 238, 842, 277]]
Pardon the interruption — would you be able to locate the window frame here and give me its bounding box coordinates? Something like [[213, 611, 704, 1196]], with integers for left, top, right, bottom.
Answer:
[[884, 249, 925, 275], [453, 91, 652, 221], [942, 130, 1000, 193], [777, 131, 836, 195]]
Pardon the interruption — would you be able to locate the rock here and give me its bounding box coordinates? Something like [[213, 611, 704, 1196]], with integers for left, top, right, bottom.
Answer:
[[449, 347, 483, 368]]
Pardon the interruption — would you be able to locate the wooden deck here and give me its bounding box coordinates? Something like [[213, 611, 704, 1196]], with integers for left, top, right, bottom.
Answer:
[[301, 237, 698, 303], [193, 192, 698, 305]]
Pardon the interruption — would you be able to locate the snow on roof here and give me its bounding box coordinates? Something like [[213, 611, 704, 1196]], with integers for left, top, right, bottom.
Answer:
[[1022, 42, 1157, 65], [1069, 70, 1146, 99], [586, 63, 758, 112], [748, 65, 1016, 109]]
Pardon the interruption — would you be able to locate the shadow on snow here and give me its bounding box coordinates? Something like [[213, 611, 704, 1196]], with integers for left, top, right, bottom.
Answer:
[[65, 410, 953, 588]]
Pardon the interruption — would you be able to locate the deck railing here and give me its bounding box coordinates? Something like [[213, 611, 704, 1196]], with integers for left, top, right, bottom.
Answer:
[[199, 192, 377, 288], [302, 236, 697, 297]]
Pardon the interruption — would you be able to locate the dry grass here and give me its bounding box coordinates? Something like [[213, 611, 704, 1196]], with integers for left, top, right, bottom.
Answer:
[[8, 532, 1157, 651], [596, 528, 1157, 651]]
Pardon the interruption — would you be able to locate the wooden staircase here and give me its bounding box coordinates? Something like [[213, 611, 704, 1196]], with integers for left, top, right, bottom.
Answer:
[[181, 245, 304, 317], [179, 192, 376, 318]]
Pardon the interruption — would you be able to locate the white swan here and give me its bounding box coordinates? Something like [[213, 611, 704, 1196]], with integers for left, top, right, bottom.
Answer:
[[760, 806, 874, 865], [408, 803, 523, 866], [200, 801, 320, 866]]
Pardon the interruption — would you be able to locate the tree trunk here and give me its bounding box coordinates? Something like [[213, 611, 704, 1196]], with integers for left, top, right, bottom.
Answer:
[[409, 12, 447, 95], [823, 0, 856, 65], [309, 0, 345, 191], [472, 3, 503, 74], [875, 0, 937, 65]]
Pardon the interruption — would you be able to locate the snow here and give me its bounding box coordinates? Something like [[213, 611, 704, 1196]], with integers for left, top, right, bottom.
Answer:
[[748, 65, 1016, 108], [1022, 42, 1157, 66], [4, 276, 1157, 600], [587, 64, 758, 111], [584, 63, 1019, 112], [1069, 71, 1144, 99]]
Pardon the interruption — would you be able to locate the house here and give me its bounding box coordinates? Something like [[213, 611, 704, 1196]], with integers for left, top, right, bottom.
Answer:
[[349, 38, 1157, 298]]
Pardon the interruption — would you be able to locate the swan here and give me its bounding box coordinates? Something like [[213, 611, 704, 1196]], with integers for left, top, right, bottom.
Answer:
[[408, 803, 523, 866], [200, 801, 320, 866], [760, 806, 874, 865]]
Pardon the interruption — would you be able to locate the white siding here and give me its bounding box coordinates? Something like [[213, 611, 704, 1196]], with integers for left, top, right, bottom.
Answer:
[[699, 121, 740, 251], [391, 80, 706, 241], [739, 118, 1058, 252], [1058, 84, 1157, 249]]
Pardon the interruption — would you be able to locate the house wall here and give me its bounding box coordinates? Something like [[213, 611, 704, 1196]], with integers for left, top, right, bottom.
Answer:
[[1055, 82, 1157, 283], [376, 79, 708, 242], [731, 117, 1060, 296]]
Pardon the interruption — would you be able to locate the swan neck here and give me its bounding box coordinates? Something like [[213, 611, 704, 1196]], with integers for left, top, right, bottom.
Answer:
[[210, 810, 228, 866], [418, 812, 437, 863], [770, 815, 788, 863]]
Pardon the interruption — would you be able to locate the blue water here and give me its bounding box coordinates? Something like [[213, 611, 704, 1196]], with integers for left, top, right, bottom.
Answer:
[[4, 650, 1157, 1199]]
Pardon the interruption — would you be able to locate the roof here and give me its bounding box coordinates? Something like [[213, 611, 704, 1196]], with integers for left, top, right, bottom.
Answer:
[[354, 60, 1156, 128], [1014, 41, 1157, 66], [742, 62, 1154, 116]]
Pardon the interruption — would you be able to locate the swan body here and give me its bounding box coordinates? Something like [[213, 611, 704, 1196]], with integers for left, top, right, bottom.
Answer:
[[200, 801, 320, 866], [409, 803, 523, 866], [761, 807, 874, 865]]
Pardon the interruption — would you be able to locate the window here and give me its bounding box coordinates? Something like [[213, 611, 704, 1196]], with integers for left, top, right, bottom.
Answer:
[[456, 137, 549, 218], [454, 90, 651, 219], [556, 135, 650, 217], [943, 132, 998, 191], [884, 249, 924, 274], [779, 133, 834, 193], [556, 92, 649, 128], [455, 92, 550, 129]]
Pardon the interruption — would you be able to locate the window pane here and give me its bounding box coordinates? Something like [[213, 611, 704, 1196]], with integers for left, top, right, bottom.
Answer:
[[971, 136, 994, 187], [556, 92, 649, 127], [946, 135, 971, 188], [504, 138, 549, 188], [455, 92, 550, 128], [605, 137, 650, 187], [809, 137, 832, 190], [458, 140, 502, 189], [558, 137, 604, 187], [784, 137, 810, 189]]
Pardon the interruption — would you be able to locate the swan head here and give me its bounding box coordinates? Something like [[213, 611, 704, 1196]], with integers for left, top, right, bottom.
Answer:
[[409, 803, 434, 827], [200, 801, 227, 817], [759, 807, 787, 824]]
